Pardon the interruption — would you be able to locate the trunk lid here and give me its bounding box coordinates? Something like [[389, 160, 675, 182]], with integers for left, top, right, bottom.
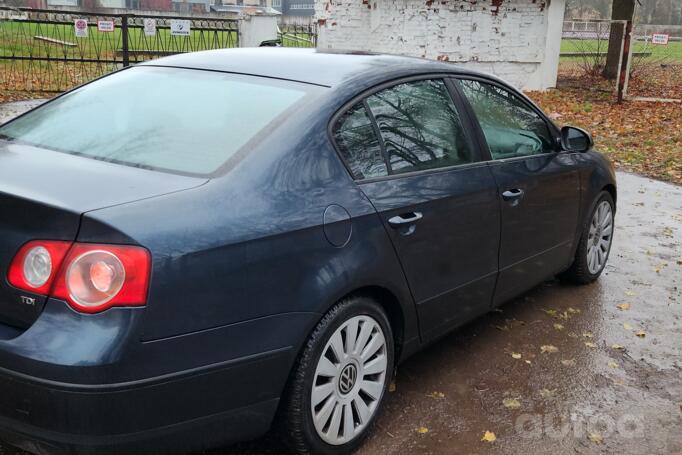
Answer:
[[0, 141, 207, 328]]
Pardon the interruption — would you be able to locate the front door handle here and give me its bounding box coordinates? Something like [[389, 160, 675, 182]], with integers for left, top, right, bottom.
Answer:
[[388, 212, 423, 227], [502, 188, 524, 201]]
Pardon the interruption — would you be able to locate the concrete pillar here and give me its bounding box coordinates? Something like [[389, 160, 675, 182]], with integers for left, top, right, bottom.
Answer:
[[526, 0, 566, 90], [239, 14, 279, 48]]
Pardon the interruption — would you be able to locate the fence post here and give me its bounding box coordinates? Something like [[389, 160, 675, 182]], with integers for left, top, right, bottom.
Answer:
[[617, 20, 632, 103], [121, 14, 130, 67]]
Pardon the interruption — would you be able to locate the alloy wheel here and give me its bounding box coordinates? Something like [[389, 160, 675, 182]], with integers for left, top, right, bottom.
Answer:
[[587, 200, 614, 274]]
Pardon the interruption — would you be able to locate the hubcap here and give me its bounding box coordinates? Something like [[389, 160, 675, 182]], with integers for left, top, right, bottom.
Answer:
[[311, 315, 388, 446], [587, 200, 613, 274]]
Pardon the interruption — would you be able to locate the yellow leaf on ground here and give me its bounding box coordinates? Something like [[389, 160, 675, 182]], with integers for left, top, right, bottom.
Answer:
[[542, 309, 557, 317], [608, 361, 619, 368], [567, 307, 581, 314], [623, 323, 633, 331], [635, 331, 646, 338], [561, 359, 576, 367], [553, 323, 565, 330], [511, 352, 522, 359], [525, 360, 532, 365], [541, 345, 558, 354], [588, 432, 603, 444], [429, 391, 445, 399], [625, 290, 636, 297], [481, 431, 496, 442], [616, 303, 631, 311], [416, 426, 429, 434], [611, 344, 625, 350], [503, 398, 521, 409], [389, 382, 396, 393], [584, 341, 597, 348], [540, 388, 556, 398]]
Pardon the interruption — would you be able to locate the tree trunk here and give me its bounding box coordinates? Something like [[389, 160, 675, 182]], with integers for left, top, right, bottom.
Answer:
[[603, 0, 636, 79]]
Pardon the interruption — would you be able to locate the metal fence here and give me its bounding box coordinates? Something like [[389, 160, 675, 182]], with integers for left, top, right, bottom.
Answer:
[[0, 7, 238, 92], [278, 19, 316, 48], [560, 19, 682, 101]]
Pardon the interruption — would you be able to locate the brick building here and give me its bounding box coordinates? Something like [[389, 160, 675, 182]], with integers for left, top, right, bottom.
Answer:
[[314, 0, 566, 90]]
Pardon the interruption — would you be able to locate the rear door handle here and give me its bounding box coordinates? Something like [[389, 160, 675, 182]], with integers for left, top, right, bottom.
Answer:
[[502, 189, 524, 201], [388, 212, 423, 227]]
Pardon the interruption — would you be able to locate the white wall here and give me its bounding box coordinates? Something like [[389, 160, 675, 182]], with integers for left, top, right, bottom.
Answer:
[[314, 0, 565, 90]]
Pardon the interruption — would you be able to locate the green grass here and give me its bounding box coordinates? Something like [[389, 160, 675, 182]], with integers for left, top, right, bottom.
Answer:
[[560, 38, 682, 62]]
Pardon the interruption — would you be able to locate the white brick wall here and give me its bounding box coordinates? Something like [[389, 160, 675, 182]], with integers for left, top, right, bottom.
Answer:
[[314, 0, 565, 90]]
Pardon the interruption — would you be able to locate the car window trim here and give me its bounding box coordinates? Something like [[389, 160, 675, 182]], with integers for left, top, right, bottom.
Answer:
[[328, 73, 488, 182], [452, 76, 561, 161]]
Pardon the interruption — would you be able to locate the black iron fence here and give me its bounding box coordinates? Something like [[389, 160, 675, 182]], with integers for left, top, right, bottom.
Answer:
[[278, 20, 316, 48], [0, 7, 239, 92]]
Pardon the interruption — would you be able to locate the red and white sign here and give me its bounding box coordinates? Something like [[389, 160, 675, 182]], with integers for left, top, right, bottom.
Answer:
[[97, 20, 115, 33], [651, 33, 669, 45], [74, 19, 88, 38]]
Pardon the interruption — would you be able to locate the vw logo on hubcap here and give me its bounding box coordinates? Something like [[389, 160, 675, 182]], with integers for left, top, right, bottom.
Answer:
[[338, 364, 357, 395]]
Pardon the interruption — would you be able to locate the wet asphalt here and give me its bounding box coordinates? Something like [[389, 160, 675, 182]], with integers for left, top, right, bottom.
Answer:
[[0, 101, 680, 454]]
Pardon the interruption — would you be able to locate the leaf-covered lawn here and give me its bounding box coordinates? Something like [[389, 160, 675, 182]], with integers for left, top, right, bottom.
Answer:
[[527, 87, 682, 185]]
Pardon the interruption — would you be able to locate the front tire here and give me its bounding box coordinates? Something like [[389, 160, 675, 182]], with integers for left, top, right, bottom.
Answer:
[[562, 191, 615, 284], [282, 296, 394, 454]]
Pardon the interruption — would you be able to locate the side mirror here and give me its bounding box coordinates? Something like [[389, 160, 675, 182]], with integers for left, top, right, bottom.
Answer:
[[560, 126, 593, 152]]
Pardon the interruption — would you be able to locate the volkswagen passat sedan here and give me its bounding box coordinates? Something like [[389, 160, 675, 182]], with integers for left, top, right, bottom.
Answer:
[[0, 48, 616, 454]]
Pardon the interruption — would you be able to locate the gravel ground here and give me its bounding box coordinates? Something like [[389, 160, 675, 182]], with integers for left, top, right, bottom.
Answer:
[[0, 100, 680, 454]]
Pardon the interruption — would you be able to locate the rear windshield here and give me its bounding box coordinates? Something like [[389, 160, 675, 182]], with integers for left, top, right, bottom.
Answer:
[[0, 66, 322, 175]]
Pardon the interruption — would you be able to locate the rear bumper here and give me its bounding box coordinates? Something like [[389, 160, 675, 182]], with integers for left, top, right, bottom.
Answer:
[[0, 348, 288, 455]]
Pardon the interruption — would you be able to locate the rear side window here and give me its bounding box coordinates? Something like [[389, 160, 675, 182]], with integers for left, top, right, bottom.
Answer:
[[458, 79, 555, 159], [332, 103, 388, 179], [0, 67, 322, 175], [366, 79, 472, 175]]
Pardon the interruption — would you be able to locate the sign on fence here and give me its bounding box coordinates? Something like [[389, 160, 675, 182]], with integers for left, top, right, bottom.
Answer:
[[651, 33, 669, 45], [74, 19, 88, 37], [143, 18, 157, 36], [97, 20, 114, 33], [170, 19, 191, 36]]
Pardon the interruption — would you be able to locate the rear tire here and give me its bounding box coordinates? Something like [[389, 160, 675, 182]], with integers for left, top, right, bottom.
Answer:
[[562, 191, 615, 284], [281, 296, 394, 455]]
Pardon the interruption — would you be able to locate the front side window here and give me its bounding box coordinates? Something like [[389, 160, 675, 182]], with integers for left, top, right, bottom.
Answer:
[[365, 79, 473, 175], [0, 67, 322, 175], [458, 79, 555, 160]]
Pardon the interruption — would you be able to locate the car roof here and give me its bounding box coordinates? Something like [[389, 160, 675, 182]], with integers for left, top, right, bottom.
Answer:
[[140, 47, 484, 88]]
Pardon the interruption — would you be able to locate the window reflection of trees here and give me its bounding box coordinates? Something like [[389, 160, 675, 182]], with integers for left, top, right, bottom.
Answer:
[[367, 80, 471, 174], [333, 103, 387, 179]]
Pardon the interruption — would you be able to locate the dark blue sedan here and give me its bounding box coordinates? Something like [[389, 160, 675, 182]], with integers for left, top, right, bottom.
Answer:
[[0, 48, 616, 454]]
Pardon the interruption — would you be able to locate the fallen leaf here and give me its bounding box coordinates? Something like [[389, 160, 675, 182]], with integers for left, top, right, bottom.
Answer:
[[567, 307, 581, 314], [588, 432, 603, 444], [541, 345, 558, 354], [389, 382, 396, 393], [553, 323, 565, 331], [561, 359, 576, 367], [611, 344, 625, 350], [616, 303, 631, 311], [582, 332, 594, 338], [625, 290, 636, 297], [416, 426, 429, 434], [635, 331, 646, 338], [511, 352, 522, 359], [494, 324, 509, 332], [540, 388, 556, 398], [584, 341, 597, 348], [429, 391, 445, 399], [542, 309, 557, 317], [503, 398, 521, 409], [525, 360, 532, 365], [608, 361, 619, 368], [623, 323, 633, 331], [481, 430, 496, 442]]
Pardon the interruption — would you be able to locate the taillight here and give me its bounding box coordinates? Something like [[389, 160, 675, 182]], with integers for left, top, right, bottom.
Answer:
[[7, 241, 72, 295], [7, 241, 150, 314]]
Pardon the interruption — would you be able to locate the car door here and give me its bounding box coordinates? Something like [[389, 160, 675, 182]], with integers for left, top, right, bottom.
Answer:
[[331, 77, 500, 342], [455, 78, 581, 306]]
